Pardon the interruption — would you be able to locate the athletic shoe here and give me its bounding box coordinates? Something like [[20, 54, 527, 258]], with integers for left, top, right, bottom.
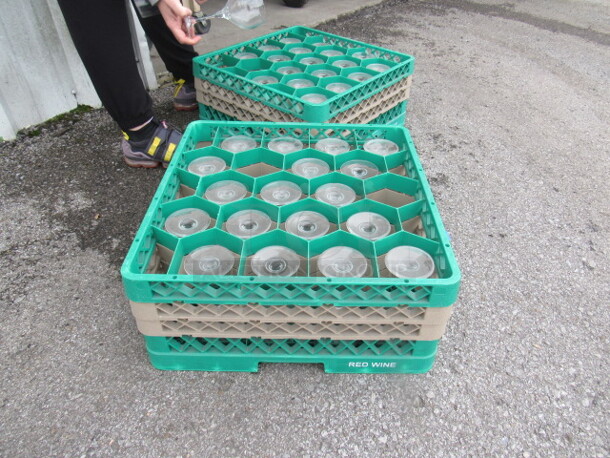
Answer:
[[121, 120, 182, 168], [173, 79, 197, 111]]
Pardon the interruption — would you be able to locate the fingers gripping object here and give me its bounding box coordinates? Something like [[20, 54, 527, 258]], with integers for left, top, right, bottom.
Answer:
[[185, 13, 212, 37], [182, 0, 210, 36], [184, 0, 265, 37]]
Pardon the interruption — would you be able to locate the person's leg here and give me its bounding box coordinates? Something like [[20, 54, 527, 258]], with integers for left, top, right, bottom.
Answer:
[[59, 0, 182, 167], [132, 3, 198, 110], [57, 0, 153, 131], [133, 5, 197, 83]]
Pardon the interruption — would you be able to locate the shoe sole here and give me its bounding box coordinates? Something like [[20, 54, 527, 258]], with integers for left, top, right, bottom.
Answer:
[[174, 103, 198, 112], [123, 156, 160, 168]]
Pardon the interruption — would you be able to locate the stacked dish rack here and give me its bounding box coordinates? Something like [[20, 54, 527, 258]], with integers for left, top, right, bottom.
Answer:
[[121, 121, 461, 373]]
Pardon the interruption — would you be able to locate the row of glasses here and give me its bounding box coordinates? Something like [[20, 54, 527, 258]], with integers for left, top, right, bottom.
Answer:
[[164, 208, 394, 241], [237, 43, 390, 71], [186, 135, 401, 188], [233, 46, 391, 102], [176, 179, 383, 207], [193, 134, 400, 156], [190, 154, 385, 180], [182, 244, 435, 279]]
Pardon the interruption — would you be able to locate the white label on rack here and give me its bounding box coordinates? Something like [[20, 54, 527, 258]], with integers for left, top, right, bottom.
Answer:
[[347, 362, 398, 368]]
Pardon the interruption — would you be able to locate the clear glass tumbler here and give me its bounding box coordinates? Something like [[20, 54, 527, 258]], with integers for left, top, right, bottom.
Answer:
[[285, 211, 330, 240], [164, 208, 211, 238], [320, 49, 345, 57], [299, 56, 324, 66], [317, 246, 368, 278], [287, 78, 315, 89], [291, 158, 330, 178], [314, 138, 351, 155], [276, 66, 302, 75], [340, 160, 379, 178], [366, 63, 390, 72], [347, 72, 373, 82], [251, 246, 301, 277], [385, 246, 435, 278], [226, 210, 272, 238], [220, 135, 258, 152], [188, 156, 226, 176], [204, 180, 247, 204], [267, 137, 304, 154], [268, 54, 292, 62], [311, 69, 337, 78], [315, 183, 356, 207], [326, 82, 352, 93], [332, 60, 357, 68], [260, 181, 302, 206], [363, 138, 400, 156], [301, 93, 328, 104], [346, 211, 392, 241], [252, 75, 279, 85], [183, 245, 235, 275]]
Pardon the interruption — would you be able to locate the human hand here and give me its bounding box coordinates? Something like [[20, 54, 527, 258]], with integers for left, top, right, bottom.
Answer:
[[158, 0, 201, 45]]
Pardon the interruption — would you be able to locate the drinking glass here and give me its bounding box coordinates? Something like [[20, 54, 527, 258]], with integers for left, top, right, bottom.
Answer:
[[315, 183, 356, 207], [220, 135, 258, 152], [164, 208, 211, 238], [362, 138, 400, 156], [267, 137, 304, 153], [185, 0, 265, 37], [251, 246, 300, 276], [385, 246, 435, 278], [260, 181, 302, 205], [340, 160, 379, 178], [317, 246, 368, 278], [291, 158, 330, 178], [346, 212, 391, 241], [226, 210, 272, 238], [183, 245, 235, 275], [314, 138, 350, 155], [285, 211, 330, 240], [204, 180, 247, 204], [188, 156, 226, 176]]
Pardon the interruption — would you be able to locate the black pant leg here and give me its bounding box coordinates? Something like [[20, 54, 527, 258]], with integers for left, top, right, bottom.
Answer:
[[133, 5, 198, 83], [57, 0, 154, 131]]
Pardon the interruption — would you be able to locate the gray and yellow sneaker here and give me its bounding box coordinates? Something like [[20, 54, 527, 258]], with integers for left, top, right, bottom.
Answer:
[[121, 120, 182, 168], [173, 79, 197, 111]]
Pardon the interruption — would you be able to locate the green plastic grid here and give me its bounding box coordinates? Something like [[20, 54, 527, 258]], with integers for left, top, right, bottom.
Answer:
[[193, 26, 414, 122], [144, 336, 438, 373], [198, 100, 407, 127], [121, 121, 461, 307]]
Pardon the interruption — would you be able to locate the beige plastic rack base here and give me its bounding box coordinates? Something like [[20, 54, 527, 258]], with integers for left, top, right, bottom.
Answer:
[[131, 301, 452, 341], [195, 76, 412, 125]]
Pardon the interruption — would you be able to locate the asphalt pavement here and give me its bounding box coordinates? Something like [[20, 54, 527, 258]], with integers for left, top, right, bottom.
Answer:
[[0, 0, 608, 456]]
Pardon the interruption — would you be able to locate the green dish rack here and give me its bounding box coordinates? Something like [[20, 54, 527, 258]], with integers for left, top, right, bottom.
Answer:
[[121, 121, 460, 307], [193, 26, 414, 123], [121, 120, 461, 373], [145, 336, 439, 374]]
